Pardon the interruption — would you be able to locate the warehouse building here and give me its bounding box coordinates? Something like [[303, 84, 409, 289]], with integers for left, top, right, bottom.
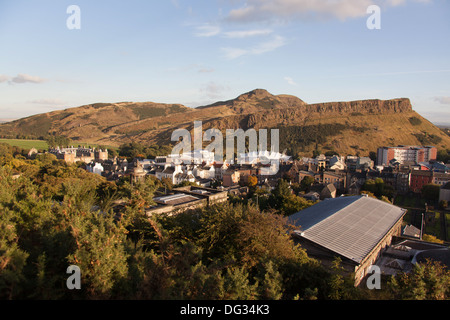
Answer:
[[288, 195, 407, 286]]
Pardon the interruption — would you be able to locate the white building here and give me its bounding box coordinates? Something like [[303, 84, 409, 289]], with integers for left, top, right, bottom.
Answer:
[[87, 162, 104, 175], [329, 155, 346, 170], [194, 165, 216, 180], [169, 149, 216, 165]]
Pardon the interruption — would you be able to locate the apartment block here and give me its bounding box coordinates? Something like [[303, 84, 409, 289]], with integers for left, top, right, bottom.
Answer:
[[377, 145, 437, 166]]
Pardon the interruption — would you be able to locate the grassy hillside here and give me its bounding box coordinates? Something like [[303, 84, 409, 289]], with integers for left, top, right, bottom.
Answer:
[[1, 89, 449, 157], [0, 139, 119, 152], [279, 110, 450, 157], [0, 139, 49, 150]]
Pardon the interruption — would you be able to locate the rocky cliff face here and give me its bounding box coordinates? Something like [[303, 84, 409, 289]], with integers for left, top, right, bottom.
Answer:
[[2, 88, 440, 155], [308, 98, 412, 114], [210, 97, 413, 130]]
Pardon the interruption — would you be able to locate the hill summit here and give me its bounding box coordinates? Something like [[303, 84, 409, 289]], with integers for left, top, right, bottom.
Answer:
[[0, 89, 449, 157]]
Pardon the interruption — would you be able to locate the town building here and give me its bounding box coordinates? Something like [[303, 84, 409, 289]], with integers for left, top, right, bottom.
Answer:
[[402, 225, 421, 239], [146, 186, 228, 216], [328, 155, 346, 171], [410, 170, 434, 193], [48, 146, 108, 164], [223, 169, 240, 187], [86, 162, 104, 175], [432, 172, 450, 187], [376, 145, 437, 166], [439, 182, 450, 203], [322, 171, 346, 191], [374, 238, 450, 277], [320, 184, 336, 200], [288, 195, 407, 286]]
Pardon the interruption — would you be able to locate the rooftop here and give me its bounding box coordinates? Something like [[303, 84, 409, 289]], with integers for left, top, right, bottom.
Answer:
[[288, 195, 407, 264], [153, 193, 200, 206]]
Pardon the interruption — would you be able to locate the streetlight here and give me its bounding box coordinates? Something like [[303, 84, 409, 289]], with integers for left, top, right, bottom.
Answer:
[[420, 212, 424, 240]]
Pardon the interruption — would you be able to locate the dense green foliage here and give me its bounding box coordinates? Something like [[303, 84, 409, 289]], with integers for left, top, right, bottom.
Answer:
[[387, 260, 449, 300], [0, 143, 448, 300], [46, 135, 72, 148], [279, 124, 368, 158], [412, 133, 443, 145], [118, 142, 173, 160], [361, 178, 395, 200], [421, 184, 441, 202], [437, 148, 450, 163], [408, 117, 422, 126]]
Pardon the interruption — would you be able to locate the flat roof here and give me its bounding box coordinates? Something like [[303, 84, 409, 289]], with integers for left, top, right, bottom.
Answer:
[[154, 193, 200, 206], [288, 195, 407, 264]]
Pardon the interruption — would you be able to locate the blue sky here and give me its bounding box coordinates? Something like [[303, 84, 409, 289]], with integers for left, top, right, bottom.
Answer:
[[0, 0, 449, 124]]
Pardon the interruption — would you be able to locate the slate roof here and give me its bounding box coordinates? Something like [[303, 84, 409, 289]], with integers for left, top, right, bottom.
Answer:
[[288, 195, 407, 264]]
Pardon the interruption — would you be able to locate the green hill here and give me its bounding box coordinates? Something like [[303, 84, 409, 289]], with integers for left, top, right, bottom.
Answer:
[[1, 89, 449, 158]]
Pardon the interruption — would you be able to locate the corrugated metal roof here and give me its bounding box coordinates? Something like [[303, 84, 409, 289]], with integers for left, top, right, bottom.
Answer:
[[288, 195, 406, 264]]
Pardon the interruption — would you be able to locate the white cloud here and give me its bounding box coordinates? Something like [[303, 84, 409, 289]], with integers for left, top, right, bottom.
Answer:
[[252, 35, 286, 54], [284, 76, 297, 86], [200, 81, 230, 99], [171, 0, 181, 9], [434, 96, 450, 105], [198, 67, 215, 73], [225, 0, 432, 23], [167, 64, 215, 74], [195, 24, 221, 37], [30, 98, 65, 105], [10, 73, 47, 84], [222, 35, 287, 59], [223, 29, 273, 38], [221, 47, 249, 60], [0, 75, 9, 83]]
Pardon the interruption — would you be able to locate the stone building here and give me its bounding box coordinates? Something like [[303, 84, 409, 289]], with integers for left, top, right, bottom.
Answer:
[[48, 146, 108, 164], [288, 195, 407, 286], [146, 186, 228, 216]]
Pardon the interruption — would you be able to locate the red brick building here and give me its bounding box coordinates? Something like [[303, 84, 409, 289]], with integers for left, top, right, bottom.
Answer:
[[410, 170, 433, 193]]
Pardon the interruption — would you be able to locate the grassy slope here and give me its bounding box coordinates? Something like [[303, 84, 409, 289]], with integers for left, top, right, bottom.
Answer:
[[0, 139, 118, 151], [1, 91, 449, 156], [0, 139, 49, 150], [294, 110, 450, 157]]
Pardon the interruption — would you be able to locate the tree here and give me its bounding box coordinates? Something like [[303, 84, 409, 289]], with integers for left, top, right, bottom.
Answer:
[[362, 179, 376, 194], [0, 207, 29, 299], [362, 178, 394, 199], [280, 194, 315, 216], [46, 135, 71, 148], [222, 266, 258, 300], [34, 153, 57, 166], [387, 260, 450, 300], [325, 257, 359, 300], [422, 234, 444, 244], [255, 260, 283, 300], [161, 177, 173, 193], [436, 149, 450, 163], [369, 151, 377, 162], [66, 209, 130, 299], [300, 176, 315, 193], [268, 179, 292, 210], [421, 184, 440, 202], [247, 175, 258, 188]]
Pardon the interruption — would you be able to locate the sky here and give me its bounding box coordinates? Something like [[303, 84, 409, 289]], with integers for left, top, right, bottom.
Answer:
[[0, 0, 449, 124]]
